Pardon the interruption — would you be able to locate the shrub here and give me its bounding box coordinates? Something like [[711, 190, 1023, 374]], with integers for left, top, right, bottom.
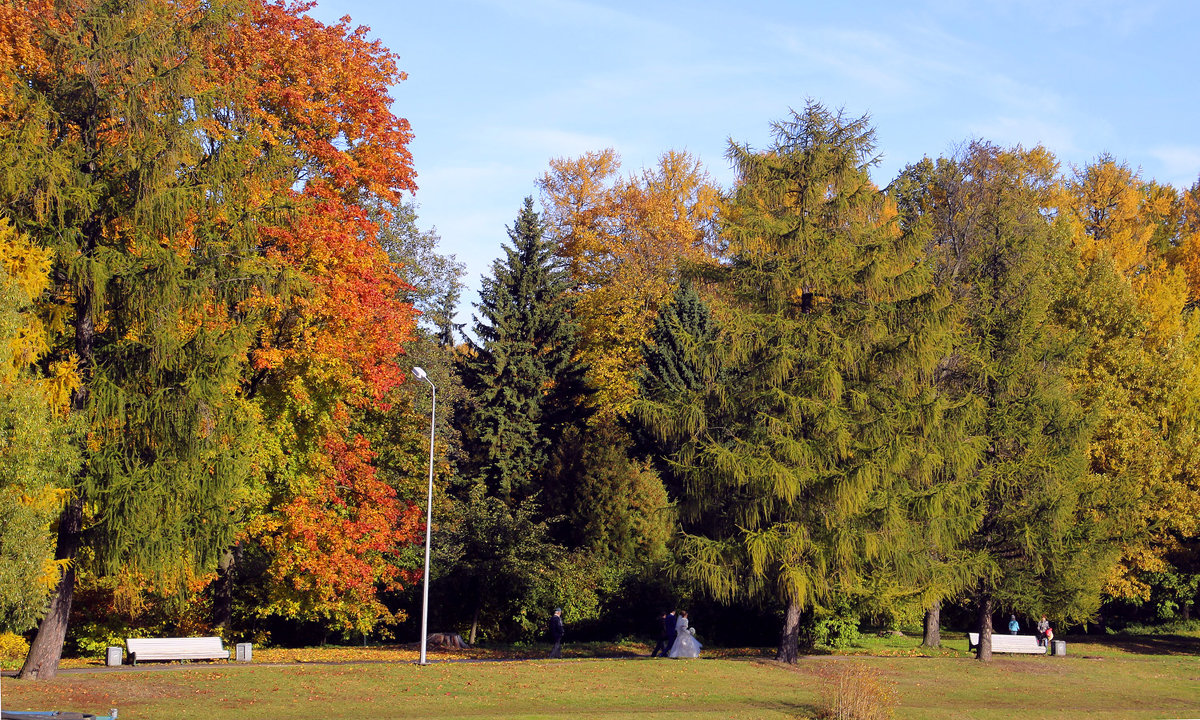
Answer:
[[815, 661, 897, 720], [70, 621, 127, 657], [814, 615, 862, 650], [0, 631, 29, 660]]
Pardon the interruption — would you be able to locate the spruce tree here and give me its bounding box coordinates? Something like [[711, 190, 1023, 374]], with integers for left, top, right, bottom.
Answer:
[[447, 198, 589, 638], [631, 279, 722, 497], [457, 196, 588, 506], [633, 104, 968, 662]]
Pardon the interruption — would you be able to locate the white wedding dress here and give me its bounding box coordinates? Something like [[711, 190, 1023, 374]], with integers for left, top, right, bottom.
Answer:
[[668, 616, 702, 658]]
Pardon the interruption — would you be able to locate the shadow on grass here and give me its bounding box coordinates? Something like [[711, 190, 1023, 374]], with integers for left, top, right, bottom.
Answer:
[[1081, 634, 1200, 656], [760, 699, 821, 719]]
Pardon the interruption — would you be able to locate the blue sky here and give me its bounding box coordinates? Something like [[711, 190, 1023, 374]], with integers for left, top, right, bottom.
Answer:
[[309, 1, 1200, 325]]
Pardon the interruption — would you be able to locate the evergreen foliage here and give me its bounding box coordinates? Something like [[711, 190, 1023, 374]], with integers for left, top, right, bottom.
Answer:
[[433, 485, 565, 642], [2, 0, 267, 678], [634, 103, 969, 662], [444, 197, 592, 639], [458, 197, 589, 505], [909, 142, 1123, 659], [638, 279, 719, 398]]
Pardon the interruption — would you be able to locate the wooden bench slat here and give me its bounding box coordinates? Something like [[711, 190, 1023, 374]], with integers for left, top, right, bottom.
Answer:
[[967, 633, 1047, 654], [126, 637, 229, 663]]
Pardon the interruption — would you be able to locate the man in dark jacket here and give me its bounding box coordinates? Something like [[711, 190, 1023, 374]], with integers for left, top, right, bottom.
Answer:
[[549, 608, 565, 658], [662, 610, 678, 656], [650, 611, 672, 657]]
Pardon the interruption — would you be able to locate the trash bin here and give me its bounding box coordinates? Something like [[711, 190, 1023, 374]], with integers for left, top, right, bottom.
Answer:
[[1052, 640, 1066, 656], [235, 642, 252, 662], [106, 645, 123, 666]]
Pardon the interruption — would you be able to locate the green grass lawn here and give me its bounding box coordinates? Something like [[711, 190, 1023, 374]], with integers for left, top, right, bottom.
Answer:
[[2, 634, 1198, 719]]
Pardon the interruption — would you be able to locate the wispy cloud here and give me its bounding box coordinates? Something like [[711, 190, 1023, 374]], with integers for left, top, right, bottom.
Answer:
[[1148, 145, 1200, 188], [472, 0, 666, 34], [490, 127, 623, 160], [974, 0, 1164, 33]]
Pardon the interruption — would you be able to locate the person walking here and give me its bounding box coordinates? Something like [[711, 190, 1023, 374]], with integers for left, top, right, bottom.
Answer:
[[1008, 615, 1020, 635], [667, 610, 702, 658], [664, 609, 678, 655], [650, 611, 672, 657], [1036, 615, 1050, 646], [549, 608, 565, 658]]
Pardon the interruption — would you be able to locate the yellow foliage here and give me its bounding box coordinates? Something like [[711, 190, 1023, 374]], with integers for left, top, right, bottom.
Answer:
[[0, 218, 52, 299], [1066, 159, 1156, 277], [0, 632, 30, 660], [540, 149, 721, 415]]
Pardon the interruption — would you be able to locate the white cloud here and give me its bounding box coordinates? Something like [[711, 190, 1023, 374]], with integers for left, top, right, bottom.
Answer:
[[977, 0, 1163, 33], [1148, 145, 1200, 188], [489, 127, 623, 160]]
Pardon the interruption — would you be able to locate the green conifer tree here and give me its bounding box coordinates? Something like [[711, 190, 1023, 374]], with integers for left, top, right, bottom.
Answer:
[[2, 0, 264, 678], [445, 198, 590, 638], [457, 197, 589, 506], [633, 104, 968, 662], [911, 142, 1120, 661]]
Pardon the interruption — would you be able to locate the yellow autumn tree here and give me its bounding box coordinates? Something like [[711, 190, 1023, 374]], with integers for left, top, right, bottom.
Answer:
[[539, 149, 720, 415], [1168, 181, 1200, 304], [0, 218, 80, 633], [1060, 159, 1200, 603]]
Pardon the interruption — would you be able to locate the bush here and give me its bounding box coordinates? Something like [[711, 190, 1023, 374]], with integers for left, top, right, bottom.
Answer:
[[70, 621, 127, 657], [0, 632, 29, 660], [814, 615, 862, 650], [815, 661, 897, 720], [1112, 619, 1200, 637]]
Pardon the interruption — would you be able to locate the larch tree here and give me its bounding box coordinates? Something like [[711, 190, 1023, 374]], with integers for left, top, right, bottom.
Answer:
[[2, 0, 425, 673], [919, 142, 1122, 661], [3, 0, 267, 678], [632, 104, 969, 663]]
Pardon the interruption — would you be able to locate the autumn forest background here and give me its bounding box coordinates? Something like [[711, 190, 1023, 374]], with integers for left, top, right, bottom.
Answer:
[[2, 0, 1200, 680]]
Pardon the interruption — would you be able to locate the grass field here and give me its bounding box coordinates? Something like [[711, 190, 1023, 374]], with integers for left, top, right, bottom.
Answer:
[[2, 634, 1198, 719]]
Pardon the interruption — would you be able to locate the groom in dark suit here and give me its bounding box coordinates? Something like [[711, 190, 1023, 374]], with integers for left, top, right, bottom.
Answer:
[[652, 609, 677, 657], [650, 611, 672, 657]]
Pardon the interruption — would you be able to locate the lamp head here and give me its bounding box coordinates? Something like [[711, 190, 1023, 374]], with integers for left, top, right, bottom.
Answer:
[[412, 366, 428, 381]]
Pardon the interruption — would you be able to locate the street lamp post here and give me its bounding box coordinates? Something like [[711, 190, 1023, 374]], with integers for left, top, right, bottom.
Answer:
[[412, 366, 436, 666]]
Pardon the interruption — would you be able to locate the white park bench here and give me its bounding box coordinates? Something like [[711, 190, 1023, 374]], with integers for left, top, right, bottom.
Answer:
[[126, 636, 230, 665], [967, 633, 1047, 654]]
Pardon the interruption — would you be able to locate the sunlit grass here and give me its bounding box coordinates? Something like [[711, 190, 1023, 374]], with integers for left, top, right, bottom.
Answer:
[[3, 633, 1198, 719]]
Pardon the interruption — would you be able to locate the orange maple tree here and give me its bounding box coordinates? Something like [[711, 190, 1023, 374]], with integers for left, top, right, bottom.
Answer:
[[209, 0, 425, 632]]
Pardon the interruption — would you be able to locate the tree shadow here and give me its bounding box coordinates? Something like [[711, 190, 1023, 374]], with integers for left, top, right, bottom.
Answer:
[[1084, 634, 1200, 656]]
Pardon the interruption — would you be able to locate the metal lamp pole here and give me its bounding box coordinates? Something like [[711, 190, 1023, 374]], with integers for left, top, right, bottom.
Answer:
[[412, 366, 436, 666]]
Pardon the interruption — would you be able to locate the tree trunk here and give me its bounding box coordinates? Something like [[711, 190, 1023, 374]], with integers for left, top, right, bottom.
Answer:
[[976, 594, 993, 662], [212, 546, 236, 634], [469, 605, 480, 647], [20, 235, 96, 681], [776, 601, 802, 663], [922, 601, 942, 648], [18, 495, 84, 680]]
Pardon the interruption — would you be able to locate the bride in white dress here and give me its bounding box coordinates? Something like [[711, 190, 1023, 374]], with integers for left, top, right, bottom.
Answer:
[[668, 610, 702, 658]]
